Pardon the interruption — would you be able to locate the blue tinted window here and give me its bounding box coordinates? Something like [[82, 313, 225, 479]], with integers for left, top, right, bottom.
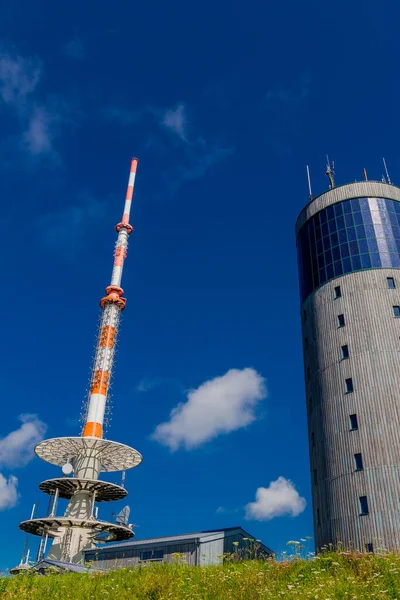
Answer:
[[297, 197, 400, 302], [350, 414, 358, 430], [334, 203, 343, 216], [359, 496, 369, 515], [393, 306, 400, 317], [345, 213, 354, 227], [345, 378, 354, 393], [371, 253, 381, 268], [356, 224, 365, 238], [327, 205, 335, 220], [353, 212, 364, 226], [334, 261, 343, 276], [343, 257, 352, 273], [341, 243, 350, 257], [347, 227, 356, 241], [336, 215, 345, 230], [361, 254, 371, 268], [355, 453, 363, 471]]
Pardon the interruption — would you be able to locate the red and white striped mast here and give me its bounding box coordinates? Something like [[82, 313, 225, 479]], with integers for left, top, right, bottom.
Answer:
[[18, 158, 143, 565], [83, 157, 138, 439]]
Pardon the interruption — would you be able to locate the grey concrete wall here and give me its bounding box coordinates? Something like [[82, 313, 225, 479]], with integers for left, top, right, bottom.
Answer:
[[302, 267, 400, 551]]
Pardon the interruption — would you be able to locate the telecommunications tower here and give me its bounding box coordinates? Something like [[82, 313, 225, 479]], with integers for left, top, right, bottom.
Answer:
[[18, 158, 142, 563]]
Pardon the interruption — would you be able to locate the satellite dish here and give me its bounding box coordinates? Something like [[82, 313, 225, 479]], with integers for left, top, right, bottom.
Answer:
[[116, 505, 130, 527], [62, 463, 73, 476]]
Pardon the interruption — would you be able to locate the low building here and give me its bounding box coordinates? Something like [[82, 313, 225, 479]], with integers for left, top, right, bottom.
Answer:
[[84, 526, 273, 569]]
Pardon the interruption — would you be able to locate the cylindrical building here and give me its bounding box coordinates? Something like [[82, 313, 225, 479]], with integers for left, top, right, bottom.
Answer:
[[296, 180, 400, 552]]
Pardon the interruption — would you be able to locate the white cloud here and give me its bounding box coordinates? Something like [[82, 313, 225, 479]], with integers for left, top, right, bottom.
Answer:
[[0, 414, 46, 512], [0, 50, 64, 158], [151, 368, 266, 450], [0, 413, 47, 469], [162, 103, 187, 140], [216, 506, 239, 515], [0, 54, 41, 108], [102, 101, 234, 190], [136, 378, 164, 392], [0, 474, 19, 510], [245, 476, 306, 521], [23, 106, 53, 155]]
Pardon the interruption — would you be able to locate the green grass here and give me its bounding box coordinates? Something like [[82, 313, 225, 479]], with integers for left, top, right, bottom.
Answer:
[[2, 551, 400, 599]]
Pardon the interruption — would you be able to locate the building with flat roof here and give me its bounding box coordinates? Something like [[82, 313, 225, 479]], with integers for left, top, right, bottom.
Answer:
[[296, 174, 400, 552], [84, 526, 273, 568]]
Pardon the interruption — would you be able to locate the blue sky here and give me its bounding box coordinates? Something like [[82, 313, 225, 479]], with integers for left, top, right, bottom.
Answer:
[[0, 0, 398, 570]]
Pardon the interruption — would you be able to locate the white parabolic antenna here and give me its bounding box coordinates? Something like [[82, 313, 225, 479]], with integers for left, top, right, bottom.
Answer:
[[62, 463, 73, 476]]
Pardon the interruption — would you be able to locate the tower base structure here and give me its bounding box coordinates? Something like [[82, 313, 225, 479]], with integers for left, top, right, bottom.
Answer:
[[19, 437, 142, 563]]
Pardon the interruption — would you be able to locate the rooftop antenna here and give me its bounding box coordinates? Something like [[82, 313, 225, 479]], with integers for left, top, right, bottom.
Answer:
[[363, 168, 368, 181], [121, 470, 126, 488], [306, 165, 313, 201], [116, 505, 131, 527], [383, 157, 392, 184], [20, 537, 28, 563], [325, 155, 335, 189]]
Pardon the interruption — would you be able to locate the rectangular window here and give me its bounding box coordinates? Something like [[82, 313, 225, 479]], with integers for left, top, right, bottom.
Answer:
[[366, 542, 374, 553], [387, 277, 396, 289], [140, 550, 164, 561], [316, 508, 321, 526], [354, 453, 364, 471], [345, 378, 354, 393], [393, 306, 400, 318], [359, 496, 369, 516], [338, 314, 345, 327], [341, 344, 349, 359], [350, 414, 358, 430], [334, 285, 341, 298], [313, 469, 318, 484]]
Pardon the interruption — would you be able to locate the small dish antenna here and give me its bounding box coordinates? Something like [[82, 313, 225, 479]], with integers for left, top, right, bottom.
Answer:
[[62, 462, 73, 476], [383, 157, 392, 184], [325, 155, 335, 189]]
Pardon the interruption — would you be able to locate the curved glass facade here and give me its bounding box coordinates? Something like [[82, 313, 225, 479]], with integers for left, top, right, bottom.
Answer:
[[297, 197, 400, 303]]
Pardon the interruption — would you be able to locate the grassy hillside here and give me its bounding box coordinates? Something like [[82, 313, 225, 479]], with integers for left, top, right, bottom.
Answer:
[[2, 551, 400, 599]]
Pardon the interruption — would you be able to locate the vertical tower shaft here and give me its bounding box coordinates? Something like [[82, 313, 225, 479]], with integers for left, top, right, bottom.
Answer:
[[296, 179, 400, 552], [19, 157, 143, 565], [83, 158, 138, 439]]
